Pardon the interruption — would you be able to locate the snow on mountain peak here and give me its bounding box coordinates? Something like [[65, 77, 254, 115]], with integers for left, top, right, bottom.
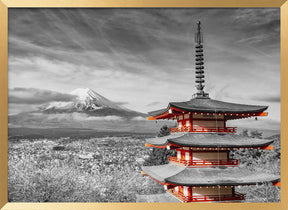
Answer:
[[40, 87, 132, 113], [70, 88, 94, 101], [69, 88, 123, 110]]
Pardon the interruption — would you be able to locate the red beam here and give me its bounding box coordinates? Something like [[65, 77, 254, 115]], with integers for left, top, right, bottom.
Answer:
[[147, 116, 156, 120], [262, 145, 274, 150], [145, 143, 166, 148], [258, 112, 268, 117], [170, 106, 187, 113]]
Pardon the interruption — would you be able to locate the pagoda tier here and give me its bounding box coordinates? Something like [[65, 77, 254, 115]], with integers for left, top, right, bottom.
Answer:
[[148, 98, 268, 122], [147, 98, 268, 134], [145, 133, 273, 168], [142, 165, 279, 202]]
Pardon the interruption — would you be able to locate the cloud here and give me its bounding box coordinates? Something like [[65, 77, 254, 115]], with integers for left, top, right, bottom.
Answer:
[[146, 101, 161, 106], [8, 104, 40, 115], [85, 115, 124, 121], [45, 112, 124, 121], [229, 118, 280, 131], [9, 87, 76, 104], [8, 8, 279, 78], [253, 95, 280, 103], [131, 116, 146, 121], [8, 8, 280, 79]]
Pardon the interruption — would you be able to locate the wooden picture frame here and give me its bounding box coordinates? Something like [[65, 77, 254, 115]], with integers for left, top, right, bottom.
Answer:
[[0, 0, 287, 209]]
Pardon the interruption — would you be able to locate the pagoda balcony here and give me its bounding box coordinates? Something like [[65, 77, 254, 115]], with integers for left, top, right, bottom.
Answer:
[[168, 156, 239, 167], [167, 189, 245, 202], [169, 126, 236, 133], [191, 193, 245, 202]]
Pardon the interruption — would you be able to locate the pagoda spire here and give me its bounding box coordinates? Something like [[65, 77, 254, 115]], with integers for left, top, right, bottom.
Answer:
[[194, 21, 209, 98]]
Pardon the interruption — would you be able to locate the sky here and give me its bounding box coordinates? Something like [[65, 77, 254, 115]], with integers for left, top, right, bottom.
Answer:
[[8, 8, 280, 129]]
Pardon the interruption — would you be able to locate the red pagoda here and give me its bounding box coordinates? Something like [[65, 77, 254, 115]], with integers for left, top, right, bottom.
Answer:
[[141, 21, 280, 203]]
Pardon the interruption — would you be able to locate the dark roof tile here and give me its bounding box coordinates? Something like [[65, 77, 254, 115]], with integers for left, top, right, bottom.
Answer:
[[142, 164, 280, 186], [146, 133, 273, 148], [148, 98, 268, 116]]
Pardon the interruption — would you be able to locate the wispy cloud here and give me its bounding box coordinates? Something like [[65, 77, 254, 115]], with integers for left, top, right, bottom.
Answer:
[[47, 113, 124, 122], [253, 95, 281, 103], [146, 101, 161, 107], [9, 87, 76, 104]]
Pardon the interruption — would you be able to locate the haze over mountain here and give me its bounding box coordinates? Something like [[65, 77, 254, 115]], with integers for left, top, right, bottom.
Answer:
[[8, 88, 168, 133]]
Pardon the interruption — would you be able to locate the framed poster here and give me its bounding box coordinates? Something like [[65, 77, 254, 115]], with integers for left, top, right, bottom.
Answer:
[[0, 0, 287, 210]]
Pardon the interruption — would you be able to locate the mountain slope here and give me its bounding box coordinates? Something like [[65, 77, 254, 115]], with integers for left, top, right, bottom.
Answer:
[[40, 88, 146, 118]]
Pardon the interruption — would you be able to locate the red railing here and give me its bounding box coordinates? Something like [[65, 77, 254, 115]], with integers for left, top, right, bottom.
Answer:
[[168, 156, 239, 167], [191, 193, 245, 202], [167, 189, 190, 202], [167, 189, 245, 202], [170, 126, 236, 133]]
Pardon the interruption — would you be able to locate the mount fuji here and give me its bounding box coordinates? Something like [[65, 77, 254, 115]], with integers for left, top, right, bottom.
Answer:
[[39, 88, 146, 118], [8, 88, 176, 135], [8, 87, 157, 131]]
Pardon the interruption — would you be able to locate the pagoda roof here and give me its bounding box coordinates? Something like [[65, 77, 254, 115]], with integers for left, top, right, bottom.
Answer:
[[142, 164, 280, 186], [146, 133, 274, 148], [148, 98, 268, 117]]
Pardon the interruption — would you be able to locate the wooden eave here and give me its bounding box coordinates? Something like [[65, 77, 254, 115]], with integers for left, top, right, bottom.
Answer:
[[142, 164, 280, 187]]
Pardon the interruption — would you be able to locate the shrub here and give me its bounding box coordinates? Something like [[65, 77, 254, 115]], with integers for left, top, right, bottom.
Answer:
[[143, 125, 175, 166]]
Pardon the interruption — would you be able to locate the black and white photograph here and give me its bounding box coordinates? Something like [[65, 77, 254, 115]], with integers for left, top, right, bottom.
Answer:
[[8, 8, 280, 203]]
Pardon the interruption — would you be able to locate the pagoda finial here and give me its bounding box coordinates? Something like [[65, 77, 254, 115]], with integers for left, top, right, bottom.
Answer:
[[194, 21, 209, 98]]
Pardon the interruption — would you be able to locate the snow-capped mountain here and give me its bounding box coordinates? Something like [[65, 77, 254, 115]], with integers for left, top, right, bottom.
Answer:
[[40, 88, 145, 118], [70, 88, 124, 110], [41, 88, 122, 111], [8, 88, 162, 131]]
